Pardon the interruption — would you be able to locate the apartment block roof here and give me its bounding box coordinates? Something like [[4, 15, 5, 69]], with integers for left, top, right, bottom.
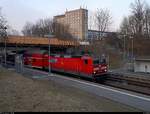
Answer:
[[54, 8, 88, 18]]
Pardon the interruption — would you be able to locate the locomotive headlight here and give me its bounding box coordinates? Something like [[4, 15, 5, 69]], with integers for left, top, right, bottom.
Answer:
[[94, 68, 99, 71], [102, 66, 107, 69]]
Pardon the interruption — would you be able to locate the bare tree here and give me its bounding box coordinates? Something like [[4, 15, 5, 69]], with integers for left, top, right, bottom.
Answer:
[[22, 18, 55, 37], [22, 22, 33, 36], [120, 17, 130, 35], [130, 0, 145, 37], [35, 18, 54, 37], [0, 8, 6, 26], [128, 15, 137, 35], [144, 6, 150, 38], [88, 11, 96, 30], [120, 15, 138, 36], [95, 8, 112, 39], [7, 28, 20, 36], [120, 0, 150, 38], [0, 8, 7, 37]]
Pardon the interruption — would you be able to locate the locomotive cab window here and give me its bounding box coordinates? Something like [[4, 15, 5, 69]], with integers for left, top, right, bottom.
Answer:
[[94, 60, 99, 65], [84, 59, 88, 65], [94, 59, 106, 65], [101, 58, 106, 64]]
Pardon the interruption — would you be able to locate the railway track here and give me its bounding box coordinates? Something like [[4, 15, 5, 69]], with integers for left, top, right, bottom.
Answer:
[[22, 66, 150, 96], [104, 73, 150, 95], [1, 60, 150, 96]]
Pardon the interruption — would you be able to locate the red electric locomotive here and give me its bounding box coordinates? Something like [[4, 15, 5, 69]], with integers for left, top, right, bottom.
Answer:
[[24, 50, 108, 80]]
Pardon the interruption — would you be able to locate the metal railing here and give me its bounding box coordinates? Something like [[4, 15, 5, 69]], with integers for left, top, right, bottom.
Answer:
[[0, 54, 49, 79]]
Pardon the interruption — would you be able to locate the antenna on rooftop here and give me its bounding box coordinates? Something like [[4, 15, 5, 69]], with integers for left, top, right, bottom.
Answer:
[[66, 8, 68, 12], [82, 4, 87, 9]]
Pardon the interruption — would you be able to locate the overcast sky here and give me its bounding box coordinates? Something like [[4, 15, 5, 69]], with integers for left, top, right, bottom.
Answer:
[[0, 0, 150, 33]]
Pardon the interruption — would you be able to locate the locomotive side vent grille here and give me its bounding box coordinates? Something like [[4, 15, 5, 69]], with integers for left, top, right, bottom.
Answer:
[[64, 55, 72, 58]]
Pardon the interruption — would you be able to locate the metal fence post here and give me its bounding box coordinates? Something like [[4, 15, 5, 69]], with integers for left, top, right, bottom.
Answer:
[[22, 56, 24, 74], [21, 54, 24, 74], [0, 55, 2, 68], [15, 54, 21, 73], [15, 55, 18, 72]]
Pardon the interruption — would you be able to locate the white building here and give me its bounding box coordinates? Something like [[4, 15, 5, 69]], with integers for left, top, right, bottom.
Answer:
[[134, 58, 150, 73], [88, 30, 116, 40], [79, 41, 90, 46]]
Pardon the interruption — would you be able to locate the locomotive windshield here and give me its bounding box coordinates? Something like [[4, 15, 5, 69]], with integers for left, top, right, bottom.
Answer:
[[93, 59, 106, 65], [93, 60, 100, 65]]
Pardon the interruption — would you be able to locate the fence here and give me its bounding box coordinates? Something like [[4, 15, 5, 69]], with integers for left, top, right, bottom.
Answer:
[[0, 55, 2, 68], [0, 53, 50, 79], [15, 54, 24, 73]]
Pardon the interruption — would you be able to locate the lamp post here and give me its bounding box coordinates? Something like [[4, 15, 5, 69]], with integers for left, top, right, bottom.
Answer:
[[128, 34, 134, 71], [0, 26, 7, 67], [130, 35, 134, 62], [123, 34, 126, 63], [4, 27, 7, 67], [48, 36, 51, 76]]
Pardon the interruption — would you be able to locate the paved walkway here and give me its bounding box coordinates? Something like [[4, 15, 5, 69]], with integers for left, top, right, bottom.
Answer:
[[0, 68, 140, 112]]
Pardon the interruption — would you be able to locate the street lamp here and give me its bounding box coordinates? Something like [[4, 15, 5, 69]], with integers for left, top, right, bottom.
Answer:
[[0, 26, 7, 67], [4, 27, 7, 67], [48, 35, 51, 76], [129, 35, 134, 62], [123, 34, 126, 63]]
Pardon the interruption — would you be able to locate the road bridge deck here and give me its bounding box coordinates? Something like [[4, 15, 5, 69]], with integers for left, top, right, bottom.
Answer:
[[0, 35, 79, 47]]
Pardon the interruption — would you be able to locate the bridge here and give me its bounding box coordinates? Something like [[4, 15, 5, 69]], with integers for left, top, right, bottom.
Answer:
[[0, 35, 80, 53], [0, 35, 79, 46]]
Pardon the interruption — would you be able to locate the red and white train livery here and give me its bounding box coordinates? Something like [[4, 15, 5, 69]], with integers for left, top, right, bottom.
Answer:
[[24, 50, 108, 80]]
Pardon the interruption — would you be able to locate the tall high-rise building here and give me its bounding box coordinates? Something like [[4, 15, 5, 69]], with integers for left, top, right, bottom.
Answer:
[[54, 8, 88, 40]]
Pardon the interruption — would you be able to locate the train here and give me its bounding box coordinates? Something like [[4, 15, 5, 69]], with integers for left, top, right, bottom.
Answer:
[[23, 50, 108, 80]]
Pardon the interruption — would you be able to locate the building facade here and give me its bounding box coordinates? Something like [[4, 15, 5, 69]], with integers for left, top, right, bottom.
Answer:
[[134, 58, 150, 73], [54, 8, 88, 40], [88, 30, 116, 40]]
